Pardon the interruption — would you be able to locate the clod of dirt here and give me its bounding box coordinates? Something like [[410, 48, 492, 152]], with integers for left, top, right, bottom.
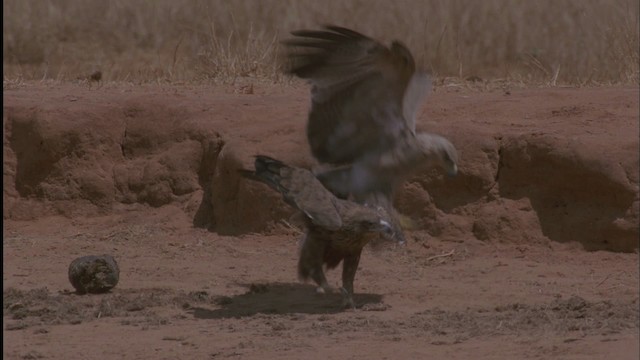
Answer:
[[68, 255, 120, 294], [361, 302, 390, 311]]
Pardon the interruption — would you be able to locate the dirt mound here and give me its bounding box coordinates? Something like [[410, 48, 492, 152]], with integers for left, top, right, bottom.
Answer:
[[3, 84, 638, 251], [4, 95, 223, 220]]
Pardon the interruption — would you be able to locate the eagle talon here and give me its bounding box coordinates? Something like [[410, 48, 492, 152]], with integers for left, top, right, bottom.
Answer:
[[340, 287, 356, 309]]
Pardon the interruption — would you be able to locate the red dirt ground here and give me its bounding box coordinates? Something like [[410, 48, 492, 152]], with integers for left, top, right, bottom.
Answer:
[[3, 82, 639, 359]]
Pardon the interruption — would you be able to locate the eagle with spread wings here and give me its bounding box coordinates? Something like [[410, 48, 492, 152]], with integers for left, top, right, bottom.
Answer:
[[283, 25, 458, 239], [240, 155, 399, 308]]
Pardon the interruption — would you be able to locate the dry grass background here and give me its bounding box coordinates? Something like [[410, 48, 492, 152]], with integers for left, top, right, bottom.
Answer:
[[3, 0, 639, 85]]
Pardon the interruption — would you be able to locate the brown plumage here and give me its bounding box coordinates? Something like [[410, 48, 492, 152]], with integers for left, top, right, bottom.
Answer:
[[283, 25, 458, 237], [240, 155, 398, 308]]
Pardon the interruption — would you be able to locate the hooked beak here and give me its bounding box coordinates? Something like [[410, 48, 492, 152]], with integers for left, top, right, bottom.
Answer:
[[378, 219, 394, 235], [379, 219, 406, 246]]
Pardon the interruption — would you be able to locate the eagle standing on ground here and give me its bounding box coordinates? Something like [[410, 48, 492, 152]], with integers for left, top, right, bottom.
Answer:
[[283, 25, 459, 241], [240, 155, 399, 308]]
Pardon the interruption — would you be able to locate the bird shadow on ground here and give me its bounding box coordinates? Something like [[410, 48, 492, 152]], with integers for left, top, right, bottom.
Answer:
[[188, 282, 383, 319]]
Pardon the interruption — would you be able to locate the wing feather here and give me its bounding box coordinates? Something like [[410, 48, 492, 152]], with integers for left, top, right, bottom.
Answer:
[[283, 25, 420, 165], [279, 166, 344, 230], [241, 156, 343, 230], [402, 72, 432, 134]]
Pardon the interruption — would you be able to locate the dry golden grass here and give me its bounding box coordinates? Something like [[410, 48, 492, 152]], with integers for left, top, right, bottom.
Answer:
[[3, 0, 639, 85]]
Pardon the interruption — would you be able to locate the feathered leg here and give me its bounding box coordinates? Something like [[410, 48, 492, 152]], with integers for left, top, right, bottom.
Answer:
[[340, 250, 362, 309], [298, 232, 331, 293]]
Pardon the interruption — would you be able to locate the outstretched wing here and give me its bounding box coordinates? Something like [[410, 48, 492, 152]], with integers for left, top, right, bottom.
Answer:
[[283, 25, 430, 165], [403, 72, 432, 133], [240, 155, 343, 230]]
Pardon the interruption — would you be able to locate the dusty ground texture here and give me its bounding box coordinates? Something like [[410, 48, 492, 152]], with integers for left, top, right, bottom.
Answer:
[[3, 82, 639, 359]]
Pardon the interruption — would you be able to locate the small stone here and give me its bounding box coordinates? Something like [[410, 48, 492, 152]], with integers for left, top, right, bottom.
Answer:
[[68, 255, 120, 294]]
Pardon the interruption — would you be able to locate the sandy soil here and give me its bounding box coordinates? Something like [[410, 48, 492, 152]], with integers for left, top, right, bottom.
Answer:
[[3, 82, 639, 359]]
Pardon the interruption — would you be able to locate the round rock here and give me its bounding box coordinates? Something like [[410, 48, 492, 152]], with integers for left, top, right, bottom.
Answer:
[[68, 255, 120, 294]]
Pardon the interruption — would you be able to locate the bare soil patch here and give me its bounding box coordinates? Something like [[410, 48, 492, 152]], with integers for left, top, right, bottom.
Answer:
[[3, 83, 639, 359]]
